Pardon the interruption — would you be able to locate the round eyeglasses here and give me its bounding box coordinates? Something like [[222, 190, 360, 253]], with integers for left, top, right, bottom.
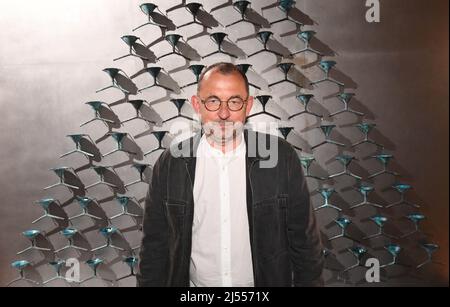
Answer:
[[200, 96, 248, 112]]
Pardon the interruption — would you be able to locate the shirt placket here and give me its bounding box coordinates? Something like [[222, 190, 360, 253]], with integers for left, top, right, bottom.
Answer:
[[219, 156, 232, 286]]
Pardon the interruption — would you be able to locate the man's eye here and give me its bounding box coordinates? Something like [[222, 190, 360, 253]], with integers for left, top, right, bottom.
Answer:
[[207, 98, 220, 104], [229, 100, 242, 105]]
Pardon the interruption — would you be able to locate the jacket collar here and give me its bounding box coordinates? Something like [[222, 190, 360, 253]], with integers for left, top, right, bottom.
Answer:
[[180, 129, 269, 187], [179, 129, 268, 161]]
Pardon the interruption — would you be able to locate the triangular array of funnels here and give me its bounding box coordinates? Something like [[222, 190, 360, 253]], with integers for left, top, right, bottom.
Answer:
[[8, 0, 438, 287]]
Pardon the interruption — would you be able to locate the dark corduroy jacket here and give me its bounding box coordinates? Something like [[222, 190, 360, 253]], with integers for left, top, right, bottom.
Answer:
[[137, 130, 324, 287]]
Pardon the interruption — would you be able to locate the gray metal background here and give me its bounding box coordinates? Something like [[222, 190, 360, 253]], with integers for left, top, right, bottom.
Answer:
[[0, 0, 448, 286]]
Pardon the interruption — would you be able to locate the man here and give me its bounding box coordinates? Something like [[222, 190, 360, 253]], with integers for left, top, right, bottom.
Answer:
[[137, 62, 324, 287]]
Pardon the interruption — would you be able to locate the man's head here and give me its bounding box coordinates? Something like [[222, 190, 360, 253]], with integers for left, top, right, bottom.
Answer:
[[191, 62, 254, 147]]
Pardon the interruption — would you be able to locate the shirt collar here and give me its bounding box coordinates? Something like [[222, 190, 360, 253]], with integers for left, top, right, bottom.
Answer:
[[198, 133, 246, 161]]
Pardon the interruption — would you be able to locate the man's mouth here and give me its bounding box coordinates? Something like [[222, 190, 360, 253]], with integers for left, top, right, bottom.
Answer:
[[203, 121, 244, 140], [216, 122, 233, 129]]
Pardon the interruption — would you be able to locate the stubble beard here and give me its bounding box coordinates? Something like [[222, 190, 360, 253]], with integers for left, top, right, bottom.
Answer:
[[203, 121, 245, 151]]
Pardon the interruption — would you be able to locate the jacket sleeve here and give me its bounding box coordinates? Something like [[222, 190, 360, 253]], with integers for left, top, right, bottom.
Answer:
[[136, 153, 169, 287], [286, 147, 324, 287]]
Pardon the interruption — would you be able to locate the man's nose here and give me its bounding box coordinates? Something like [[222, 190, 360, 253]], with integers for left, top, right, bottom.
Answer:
[[217, 102, 231, 120]]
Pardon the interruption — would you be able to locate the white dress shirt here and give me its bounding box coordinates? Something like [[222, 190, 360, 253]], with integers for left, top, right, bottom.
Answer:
[[190, 133, 254, 287]]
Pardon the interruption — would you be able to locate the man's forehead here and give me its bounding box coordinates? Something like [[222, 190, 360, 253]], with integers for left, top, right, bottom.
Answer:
[[203, 69, 243, 81], [199, 71, 246, 91]]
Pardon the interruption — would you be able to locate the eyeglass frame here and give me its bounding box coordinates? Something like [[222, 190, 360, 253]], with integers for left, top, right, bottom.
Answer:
[[197, 95, 249, 112]]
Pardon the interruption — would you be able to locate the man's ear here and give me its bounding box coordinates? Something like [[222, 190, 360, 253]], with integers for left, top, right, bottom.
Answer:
[[245, 96, 254, 117], [191, 95, 201, 114]]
